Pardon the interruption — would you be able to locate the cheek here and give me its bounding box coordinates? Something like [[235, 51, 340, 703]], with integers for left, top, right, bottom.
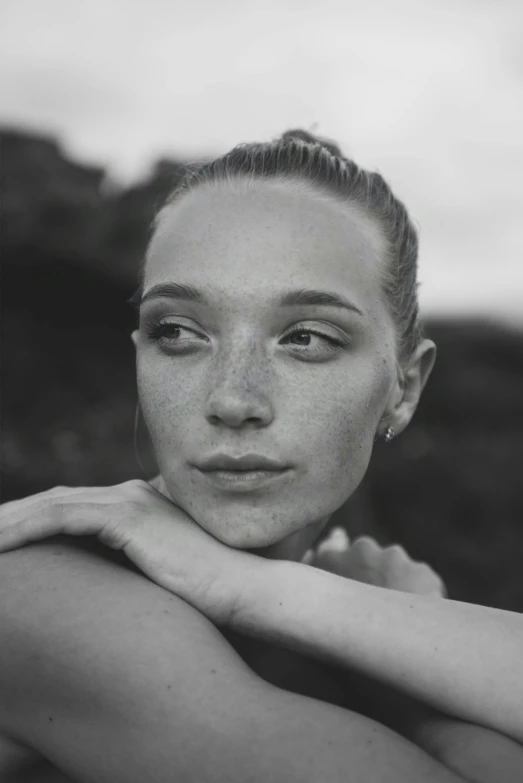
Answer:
[[306, 365, 389, 480], [136, 357, 194, 448]]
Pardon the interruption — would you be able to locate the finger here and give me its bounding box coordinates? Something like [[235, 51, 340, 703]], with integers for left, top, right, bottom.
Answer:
[[0, 488, 119, 531], [351, 535, 381, 548], [0, 486, 74, 520], [0, 485, 118, 527], [301, 549, 314, 565], [415, 562, 448, 597], [1, 482, 136, 510], [311, 548, 352, 576], [384, 543, 409, 557], [0, 493, 124, 553], [327, 527, 350, 549], [349, 536, 382, 559], [0, 503, 74, 552], [317, 527, 350, 555], [382, 544, 412, 569]]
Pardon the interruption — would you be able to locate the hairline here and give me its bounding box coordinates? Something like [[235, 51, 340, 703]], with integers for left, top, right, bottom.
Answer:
[[139, 173, 408, 363]]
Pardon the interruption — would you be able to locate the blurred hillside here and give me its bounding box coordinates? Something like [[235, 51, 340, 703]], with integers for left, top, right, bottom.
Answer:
[[1, 128, 523, 612]]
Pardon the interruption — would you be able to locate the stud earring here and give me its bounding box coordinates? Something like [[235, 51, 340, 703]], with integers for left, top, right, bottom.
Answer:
[[383, 425, 395, 443]]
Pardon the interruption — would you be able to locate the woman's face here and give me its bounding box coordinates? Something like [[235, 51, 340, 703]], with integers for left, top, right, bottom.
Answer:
[[133, 178, 401, 552]]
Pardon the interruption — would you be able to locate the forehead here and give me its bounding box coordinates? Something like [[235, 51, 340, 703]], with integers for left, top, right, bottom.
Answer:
[[145, 178, 388, 314]]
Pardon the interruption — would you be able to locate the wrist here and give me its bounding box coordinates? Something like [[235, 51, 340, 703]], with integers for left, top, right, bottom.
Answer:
[[226, 556, 290, 634], [223, 550, 277, 630], [227, 558, 344, 658]]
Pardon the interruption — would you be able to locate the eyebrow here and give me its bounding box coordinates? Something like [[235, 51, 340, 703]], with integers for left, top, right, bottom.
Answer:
[[139, 282, 365, 317]]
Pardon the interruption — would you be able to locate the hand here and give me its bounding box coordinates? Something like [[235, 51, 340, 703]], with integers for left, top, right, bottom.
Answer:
[[0, 480, 254, 625], [304, 529, 447, 597]]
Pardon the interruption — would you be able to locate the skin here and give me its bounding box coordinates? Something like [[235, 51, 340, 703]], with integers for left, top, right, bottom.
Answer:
[[1, 174, 461, 783], [133, 176, 436, 560]]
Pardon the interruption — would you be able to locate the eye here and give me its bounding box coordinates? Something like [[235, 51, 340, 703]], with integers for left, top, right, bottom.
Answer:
[[144, 319, 208, 350], [281, 326, 346, 356], [143, 318, 347, 358]]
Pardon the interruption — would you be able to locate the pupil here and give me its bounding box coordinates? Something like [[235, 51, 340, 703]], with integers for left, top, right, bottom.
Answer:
[[292, 332, 311, 346]]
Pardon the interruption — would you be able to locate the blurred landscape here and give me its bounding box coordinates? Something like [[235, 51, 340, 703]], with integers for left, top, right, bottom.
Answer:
[[2, 128, 523, 612]]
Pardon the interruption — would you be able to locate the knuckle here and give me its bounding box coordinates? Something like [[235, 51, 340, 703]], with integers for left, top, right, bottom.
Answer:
[[351, 536, 381, 562], [120, 479, 149, 501], [385, 544, 406, 557], [386, 545, 417, 568], [354, 535, 379, 550], [125, 479, 149, 493]]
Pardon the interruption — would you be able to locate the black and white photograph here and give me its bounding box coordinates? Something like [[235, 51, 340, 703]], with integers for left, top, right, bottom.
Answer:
[[1, 1, 523, 781]]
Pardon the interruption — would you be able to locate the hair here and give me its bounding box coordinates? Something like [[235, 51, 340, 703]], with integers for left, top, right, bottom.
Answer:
[[135, 128, 424, 361]]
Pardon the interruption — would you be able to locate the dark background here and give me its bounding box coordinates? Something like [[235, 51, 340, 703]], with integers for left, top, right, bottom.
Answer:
[[2, 127, 523, 612]]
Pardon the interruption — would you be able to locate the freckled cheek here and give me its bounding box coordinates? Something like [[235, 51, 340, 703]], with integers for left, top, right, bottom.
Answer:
[[312, 376, 385, 472], [137, 360, 200, 447], [311, 412, 364, 478]]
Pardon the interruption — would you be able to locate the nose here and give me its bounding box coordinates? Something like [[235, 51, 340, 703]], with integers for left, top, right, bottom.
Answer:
[[204, 347, 274, 429]]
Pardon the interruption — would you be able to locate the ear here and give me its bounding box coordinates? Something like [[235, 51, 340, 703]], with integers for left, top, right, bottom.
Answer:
[[385, 338, 437, 436], [131, 330, 139, 349]]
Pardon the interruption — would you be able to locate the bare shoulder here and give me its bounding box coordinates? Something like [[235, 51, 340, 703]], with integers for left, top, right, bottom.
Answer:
[[0, 538, 465, 783], [0, 534, 254, 691], [0, 537, 258, 769]]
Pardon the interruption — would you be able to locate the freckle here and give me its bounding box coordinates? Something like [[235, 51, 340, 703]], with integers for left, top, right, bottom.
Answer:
[[48, 716, 53, 722], [211, 669, 217, 674], [167, 684, 172, 690], [163, 609, 170, 615]]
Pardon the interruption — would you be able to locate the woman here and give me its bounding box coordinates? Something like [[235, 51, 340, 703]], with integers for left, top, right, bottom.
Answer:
[[1, 129, 522, 783]]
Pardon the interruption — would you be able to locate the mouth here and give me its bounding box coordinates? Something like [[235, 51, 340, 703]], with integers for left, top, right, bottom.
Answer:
[[195, 467, 292, 493]]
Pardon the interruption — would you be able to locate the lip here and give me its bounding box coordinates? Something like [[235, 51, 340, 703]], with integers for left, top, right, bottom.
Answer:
[[196, 467, 291, 492], [197, 453, 289, 472]]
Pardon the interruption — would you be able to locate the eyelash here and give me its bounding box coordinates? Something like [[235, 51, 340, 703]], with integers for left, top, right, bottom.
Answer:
[[144, 321, 345, 354]]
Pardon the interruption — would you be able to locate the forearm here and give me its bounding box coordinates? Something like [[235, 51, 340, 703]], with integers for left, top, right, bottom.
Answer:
[[414, 716, 523, 783], [342, 668, 523, 783], [231, 558, 523, 743]]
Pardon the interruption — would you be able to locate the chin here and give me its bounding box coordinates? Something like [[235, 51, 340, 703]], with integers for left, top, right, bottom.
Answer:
[[200, 511, 296, 551], [210, 524, 284, 550]]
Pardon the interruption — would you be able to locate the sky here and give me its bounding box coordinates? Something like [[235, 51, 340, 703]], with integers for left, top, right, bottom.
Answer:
[[1, 0, 522, 323]]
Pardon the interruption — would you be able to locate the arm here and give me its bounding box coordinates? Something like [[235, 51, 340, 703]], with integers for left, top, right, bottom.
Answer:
[[0, 539, 465, 783], [231, 558, 523, 745], [306, 535, 523, 783], [341, 665, 523, 783]]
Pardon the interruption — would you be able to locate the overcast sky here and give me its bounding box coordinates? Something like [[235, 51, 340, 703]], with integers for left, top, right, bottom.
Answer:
[[1, 0, 522, 323]]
